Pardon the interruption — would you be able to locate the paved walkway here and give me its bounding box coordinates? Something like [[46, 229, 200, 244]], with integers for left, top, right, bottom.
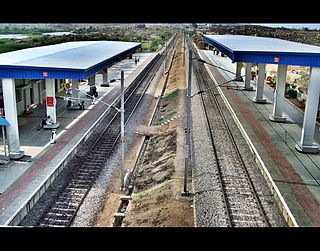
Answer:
[[0, 51, 156, 225], [200, 50, 320, 226]]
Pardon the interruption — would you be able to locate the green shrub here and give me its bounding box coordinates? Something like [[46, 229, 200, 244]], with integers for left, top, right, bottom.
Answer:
[[0, 43, 28, 53], [287, 88, 297, 98]]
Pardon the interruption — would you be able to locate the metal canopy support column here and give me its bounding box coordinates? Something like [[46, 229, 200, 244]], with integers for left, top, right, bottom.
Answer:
[[269, 64, 287, 122], [243, 63, 253, 91], [45, 79, 57, 123], [32, 81, 40, 105], [253, 63, 267, 103], [25, 84, 31, 110], [2, 78, 24, 159], [120, 70, 125, 190], [236, 62, 243, 81], [88, 75, 95, 86], [182, 48, 192, 196], [72, 79, 80, 105], [102, 68, 109, 87], [295, 67, 320, 153]]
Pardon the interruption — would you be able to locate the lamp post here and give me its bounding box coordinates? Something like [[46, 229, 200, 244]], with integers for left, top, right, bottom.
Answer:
[[120, 70, 125, 191], [182, 49, 192, 196], [164, 40, 167, 74], [110, 70, 125, 191]]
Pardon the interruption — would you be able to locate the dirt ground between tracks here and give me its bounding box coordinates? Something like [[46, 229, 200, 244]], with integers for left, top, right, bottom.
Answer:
[[93, 36, 194, 227]]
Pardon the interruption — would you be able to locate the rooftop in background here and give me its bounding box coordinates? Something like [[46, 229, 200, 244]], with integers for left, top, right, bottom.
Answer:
[[203, 34, 320, 67], [0, 40, 141, 79], [251, 23, 320, 30]]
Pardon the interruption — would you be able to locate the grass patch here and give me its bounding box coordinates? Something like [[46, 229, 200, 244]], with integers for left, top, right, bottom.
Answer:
[[163, 89, 179, 102], [153, 111, 178, 126], [136, 191, 145, 199], [153, 90, 180, 126], [0, 43, 28, 53]]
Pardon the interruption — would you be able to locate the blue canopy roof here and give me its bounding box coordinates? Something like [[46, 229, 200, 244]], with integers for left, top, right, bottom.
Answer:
[[203, 35, 320, 67], [0, 41, 141, 79]]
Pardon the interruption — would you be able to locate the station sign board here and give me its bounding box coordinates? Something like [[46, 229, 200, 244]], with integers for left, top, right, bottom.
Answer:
[[47, 97, 54, 107]]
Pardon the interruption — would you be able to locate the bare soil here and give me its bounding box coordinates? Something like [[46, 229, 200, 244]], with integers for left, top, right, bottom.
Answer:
[[93, 35, 194, 227]]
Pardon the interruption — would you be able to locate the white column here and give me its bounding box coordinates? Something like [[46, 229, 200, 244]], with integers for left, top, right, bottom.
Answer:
[[45, 79, 57, 123], [235, 62, 243, 81], [295, 67, 320, 153], [243, 63, 253, 90], [102, 68, 109, 87], [88, 75, 95, 86], [253, 63, 267, 103], [25, 86, 31, 108], [72, 79, 79, 105], [2, 78, 24, 159], [39, 80, 45, 104], [32, 82, 39, 105], [269, 64, 287, 122], [88, 75, 96, 95]]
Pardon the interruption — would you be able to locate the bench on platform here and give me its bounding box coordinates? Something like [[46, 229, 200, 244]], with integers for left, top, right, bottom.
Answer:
[[68, 105, 85, 110], [43, 121, 60, 129]]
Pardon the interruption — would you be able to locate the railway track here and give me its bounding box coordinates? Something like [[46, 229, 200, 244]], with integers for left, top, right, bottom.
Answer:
[[112, 34, 180, 227], [31, 35, 177, 227], [187, 38, 270, 227]]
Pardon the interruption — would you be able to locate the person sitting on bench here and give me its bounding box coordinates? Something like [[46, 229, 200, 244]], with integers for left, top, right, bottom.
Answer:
[[41, 115, 53, 129], [46, 116, 53, 125], [41, 115, 60, 130]]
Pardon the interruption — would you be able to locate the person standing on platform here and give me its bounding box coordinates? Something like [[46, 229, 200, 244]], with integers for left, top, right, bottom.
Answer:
[[78, 100, 85, 110], [50, 129, 57, 144]]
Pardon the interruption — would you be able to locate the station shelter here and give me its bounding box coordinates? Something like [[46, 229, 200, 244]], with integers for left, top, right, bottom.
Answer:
[[0, 40, 141, 159], [203, 34, 320, 153]]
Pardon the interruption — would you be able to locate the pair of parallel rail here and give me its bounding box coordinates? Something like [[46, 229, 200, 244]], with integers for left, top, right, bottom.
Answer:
[[187, 38, 270, 227]]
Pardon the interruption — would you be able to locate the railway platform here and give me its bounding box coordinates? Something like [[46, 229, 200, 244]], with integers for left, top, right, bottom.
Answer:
[[200, 49, 320, 227], [0, 51, 157, 225]]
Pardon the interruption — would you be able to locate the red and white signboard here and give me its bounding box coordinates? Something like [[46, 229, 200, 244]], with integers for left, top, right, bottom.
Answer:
[[47, 97, 54, 107], [43, 72, 48, 77], [273, 57, 280, 63]]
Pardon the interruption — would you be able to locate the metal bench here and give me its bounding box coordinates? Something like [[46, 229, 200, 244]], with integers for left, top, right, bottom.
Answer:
[[43, 121, 60, 129]]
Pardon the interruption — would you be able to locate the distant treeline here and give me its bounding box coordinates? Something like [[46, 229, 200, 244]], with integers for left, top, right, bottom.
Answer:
[[0, 26, 68, 35], [196, 25, 320, 48], [0, 27, 173, 54]]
